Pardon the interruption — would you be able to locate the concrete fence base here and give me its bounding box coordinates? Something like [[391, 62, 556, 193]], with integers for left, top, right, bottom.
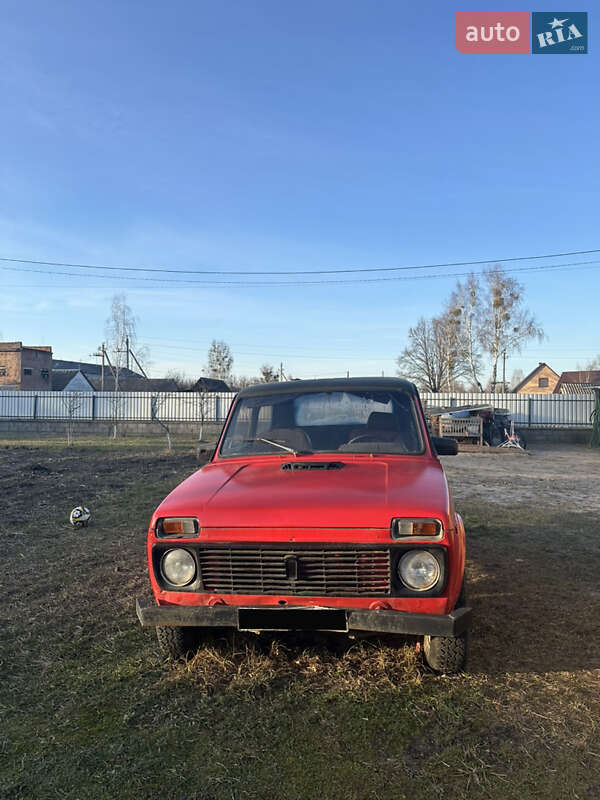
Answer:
[[0, 419, 592, 446], [520, 428, 591, 445], [0, 420, 225, 439]]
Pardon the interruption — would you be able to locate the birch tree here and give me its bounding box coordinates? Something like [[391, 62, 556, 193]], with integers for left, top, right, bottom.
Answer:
[[477, 268, 543, 392], [104, 294, 139, 438], [448, 274, 484, 391]]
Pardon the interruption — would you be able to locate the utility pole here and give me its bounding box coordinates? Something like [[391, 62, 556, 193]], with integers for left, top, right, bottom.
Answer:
[[129, 348, 148, 379], [91, 343, 108, 391], [502, 350, 506, 393], [125, 337, 130, 371], [346, 370, 349, 378], [280, 362, 284, 381]]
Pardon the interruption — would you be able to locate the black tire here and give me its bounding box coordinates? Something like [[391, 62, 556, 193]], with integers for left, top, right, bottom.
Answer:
[[423, 578, 469, 674], [156, 626, 199, 661], [423, 631, 468, 674], [517, 431, 527, 449]]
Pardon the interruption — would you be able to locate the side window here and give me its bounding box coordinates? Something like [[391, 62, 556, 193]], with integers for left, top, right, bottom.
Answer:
[[0, 366, 6, 377], [255, 405, 274, 435], [23, 368, 33, 376], [538, 377, 548, 388], [232, 404, 253, 440]]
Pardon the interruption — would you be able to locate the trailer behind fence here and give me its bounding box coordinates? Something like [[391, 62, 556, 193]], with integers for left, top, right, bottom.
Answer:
[[0, 390, 595, 428]]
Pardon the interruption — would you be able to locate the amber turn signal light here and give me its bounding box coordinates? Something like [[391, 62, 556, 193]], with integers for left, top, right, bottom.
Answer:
[[391, 518, 442, 538], [158, 518, 199, 537]]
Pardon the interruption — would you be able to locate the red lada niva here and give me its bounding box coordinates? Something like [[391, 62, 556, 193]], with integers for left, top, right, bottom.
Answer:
[[136, 377, 471, 673]]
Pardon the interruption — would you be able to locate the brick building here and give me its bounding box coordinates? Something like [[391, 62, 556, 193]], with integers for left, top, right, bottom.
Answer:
[[0, 342, 53, 390]]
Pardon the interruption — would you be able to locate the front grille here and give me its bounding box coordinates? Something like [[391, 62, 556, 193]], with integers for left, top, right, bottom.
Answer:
[[198, 546, 391, 596]]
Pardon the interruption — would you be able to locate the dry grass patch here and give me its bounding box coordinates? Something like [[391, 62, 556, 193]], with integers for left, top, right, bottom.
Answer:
[[1, 440, 600, 799]]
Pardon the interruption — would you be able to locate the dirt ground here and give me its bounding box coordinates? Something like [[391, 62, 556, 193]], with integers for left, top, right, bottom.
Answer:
[[1, 437, 600, 800], [443, 444, 600, 513]]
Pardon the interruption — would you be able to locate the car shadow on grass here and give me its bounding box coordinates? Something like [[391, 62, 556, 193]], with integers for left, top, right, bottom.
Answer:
[[464, 507, 600, 675]]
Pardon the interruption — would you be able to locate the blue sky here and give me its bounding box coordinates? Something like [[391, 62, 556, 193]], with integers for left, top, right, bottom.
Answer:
[[1, 0, 598, 381]]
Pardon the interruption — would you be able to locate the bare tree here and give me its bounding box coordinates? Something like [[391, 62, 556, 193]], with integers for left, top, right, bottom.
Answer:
[[477, 268, 543, 393], [104, 294, 142, 438], [105, 294, 140, 388], [448, 274, 484, 391], [192, 384, 214, 442], [259, 364, 279, 383], [61, 392, 84, 446], [397, 315, 465, 392], [165, 369, 196, 390], [231, 375, 259, 390], [206, 340, 233, 381], [510, 368, 525, 390], [151, 393, 173, 452], [586, 355, 600, 370]]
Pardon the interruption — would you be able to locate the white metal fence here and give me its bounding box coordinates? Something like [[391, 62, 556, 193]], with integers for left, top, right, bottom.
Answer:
[[0, 391, 237, 422], [0, 390, 595, 428], [421, 392, 595, 428]]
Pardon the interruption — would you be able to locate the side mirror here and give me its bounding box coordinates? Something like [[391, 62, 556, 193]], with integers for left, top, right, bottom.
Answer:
[[431, 436, 459, 456]]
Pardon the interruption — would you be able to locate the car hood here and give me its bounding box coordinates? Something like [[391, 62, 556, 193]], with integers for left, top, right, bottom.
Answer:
[[153, 456, 452, 530]]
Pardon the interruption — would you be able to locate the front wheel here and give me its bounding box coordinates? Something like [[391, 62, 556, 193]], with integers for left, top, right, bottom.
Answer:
[[423, 631, 468, 674], [156, 625, 200, 660]]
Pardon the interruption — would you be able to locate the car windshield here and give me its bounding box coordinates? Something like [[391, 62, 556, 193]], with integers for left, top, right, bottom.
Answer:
[[220, 389, 425, 457]]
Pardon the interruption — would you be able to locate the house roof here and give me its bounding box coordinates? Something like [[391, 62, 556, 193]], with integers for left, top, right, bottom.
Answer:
[[86, 375, 179, 392], [51, 370, 95, 391], [192, 377, 233, 392], [512, 362, 559, 393], [554, 370, 600, 394], [52, 359, 142, 379]]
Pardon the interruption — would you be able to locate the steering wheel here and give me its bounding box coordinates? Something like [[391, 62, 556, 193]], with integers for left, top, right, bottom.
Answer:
[[347, 433, 393, 444]]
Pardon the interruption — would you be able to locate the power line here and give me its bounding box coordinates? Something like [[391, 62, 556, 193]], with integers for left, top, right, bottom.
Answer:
[[0, 247, 599, 276], [2, 257, 600, 286], [141, 341, 393, 361]]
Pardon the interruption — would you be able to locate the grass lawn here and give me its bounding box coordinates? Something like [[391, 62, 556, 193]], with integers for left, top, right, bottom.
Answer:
[[1, 437, 599, 799]]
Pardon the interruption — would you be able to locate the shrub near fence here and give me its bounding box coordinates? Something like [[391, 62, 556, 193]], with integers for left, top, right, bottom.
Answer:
[[0, 390, 594, 428]]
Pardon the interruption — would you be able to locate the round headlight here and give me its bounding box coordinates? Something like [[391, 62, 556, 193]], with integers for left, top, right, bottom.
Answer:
[[160, 548, 196, 587], [398, 551, 440, 591]]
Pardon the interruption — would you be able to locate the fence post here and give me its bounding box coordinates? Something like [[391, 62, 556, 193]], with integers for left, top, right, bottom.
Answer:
[[33, 393, 38, 420], [528, 398, 532, 428], [92, 393, 97, 420]]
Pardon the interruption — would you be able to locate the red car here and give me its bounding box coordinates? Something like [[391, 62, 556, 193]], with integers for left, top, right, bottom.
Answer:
[[136, 377, 470, 673]]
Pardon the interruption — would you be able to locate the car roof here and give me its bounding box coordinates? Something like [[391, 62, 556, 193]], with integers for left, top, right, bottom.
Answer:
[[236, 376, 418, 398]]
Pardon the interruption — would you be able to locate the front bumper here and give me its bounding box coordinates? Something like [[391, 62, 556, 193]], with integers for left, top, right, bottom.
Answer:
[[136, 598, 471, 637]]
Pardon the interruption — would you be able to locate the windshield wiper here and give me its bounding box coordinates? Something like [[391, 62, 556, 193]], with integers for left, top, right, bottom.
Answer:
[[258, 437, 299, 454], [239, 437, 312, 455]]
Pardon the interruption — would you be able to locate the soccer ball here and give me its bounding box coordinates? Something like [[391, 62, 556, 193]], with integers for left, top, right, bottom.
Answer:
[[70, 506, 91, 528]]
